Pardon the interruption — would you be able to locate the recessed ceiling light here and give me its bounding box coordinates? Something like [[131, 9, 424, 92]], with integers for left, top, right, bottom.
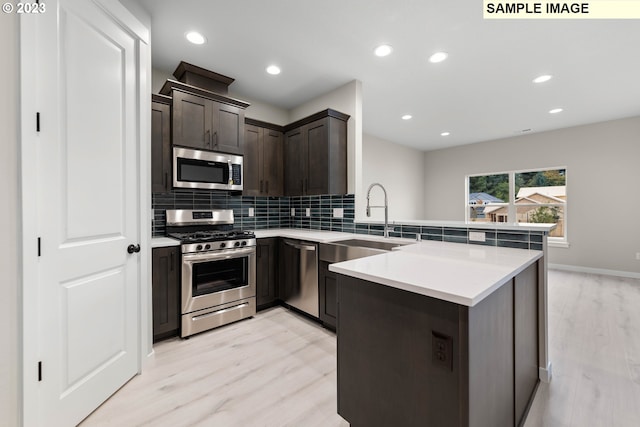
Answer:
[[429, 51, 448, 63], [401, 114, 412, 120], [533, 74, 552, 83], [185, 31, 206, 45], [440, 132, 450, 136], [266, 65, 281, 75], [549, 108, 563, 114], [374, 44, 393, 57]]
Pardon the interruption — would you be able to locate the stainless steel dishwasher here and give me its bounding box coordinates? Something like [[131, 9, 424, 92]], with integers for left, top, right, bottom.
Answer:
[[280, 239, 319, 317]]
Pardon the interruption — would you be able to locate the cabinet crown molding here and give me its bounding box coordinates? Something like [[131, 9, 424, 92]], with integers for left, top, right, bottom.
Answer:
[[160, 80, 250, 109], [151, 93, 172, 105], [173, 61, 235, 95], [245, 118, 285, 133], [284, 109, 350, 133]]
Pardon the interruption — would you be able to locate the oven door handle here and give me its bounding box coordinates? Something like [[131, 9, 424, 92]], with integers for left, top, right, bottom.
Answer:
[[182, 246, 256, 263]]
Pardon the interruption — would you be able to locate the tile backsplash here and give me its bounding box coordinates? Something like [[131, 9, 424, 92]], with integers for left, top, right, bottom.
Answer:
[[152, 191, 355, 236], [153, 191, 545, 250]]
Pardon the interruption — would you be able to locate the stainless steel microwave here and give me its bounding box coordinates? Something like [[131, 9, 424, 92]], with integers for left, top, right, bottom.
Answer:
[[173, 147, 243, 191]]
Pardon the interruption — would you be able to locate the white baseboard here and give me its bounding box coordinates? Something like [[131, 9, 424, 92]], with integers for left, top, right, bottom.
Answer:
[[549, 263, 640, 279], [539, 362, 553, 383]]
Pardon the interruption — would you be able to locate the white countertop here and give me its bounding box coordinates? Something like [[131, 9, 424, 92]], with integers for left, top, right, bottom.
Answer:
[[254, 228, 357, 243], [329, 240, 542, 307], [152, 229, 412, 247], [254, 228, 424, 245], [154, 229, 542, 306], [360, 219, 555, 232], [151, 237, 181, 248]]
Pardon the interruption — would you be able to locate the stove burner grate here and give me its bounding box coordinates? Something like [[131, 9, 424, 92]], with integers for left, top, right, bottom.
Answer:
[[168, 229, 255, 244]]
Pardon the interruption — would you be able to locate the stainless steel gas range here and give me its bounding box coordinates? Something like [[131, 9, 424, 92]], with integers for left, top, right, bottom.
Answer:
[[166, 209, 256, 338]]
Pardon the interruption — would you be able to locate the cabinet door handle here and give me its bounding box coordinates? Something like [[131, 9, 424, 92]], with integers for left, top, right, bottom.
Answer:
[[205, 130, 211, 146], [260, 180, 263, 193], [214, 132, 218, 148], [170, 251, 174, 271]]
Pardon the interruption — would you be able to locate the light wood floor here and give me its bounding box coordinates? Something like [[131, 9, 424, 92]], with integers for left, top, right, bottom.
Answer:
[[523, 270, 640, 427], [82, 270, 640, 427], [81, 307, 348, 427]]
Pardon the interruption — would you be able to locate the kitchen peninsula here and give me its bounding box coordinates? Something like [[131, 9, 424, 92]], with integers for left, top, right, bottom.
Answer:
[[330, 240, 548, 427]]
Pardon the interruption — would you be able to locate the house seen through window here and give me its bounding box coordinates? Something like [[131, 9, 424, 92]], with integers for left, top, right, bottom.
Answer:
[[467, 168, 566, 240]]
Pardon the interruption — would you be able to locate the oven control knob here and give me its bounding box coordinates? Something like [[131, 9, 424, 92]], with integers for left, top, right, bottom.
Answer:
[[196, 244, 203, 251], [241, 241, 247, 246], [220, 242, 226, 248], [234, 241, 240, 247], [204, 244, 211, 250]]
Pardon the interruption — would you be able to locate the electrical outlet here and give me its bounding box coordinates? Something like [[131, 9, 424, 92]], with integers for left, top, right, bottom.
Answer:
[[636, 252, 640, 261], [333, 208, 344, 218], [291, 208, 295, 217], [469, 231, 486, 242], [306, 208, 311, 217], [432, 331, 453, 371], [248, 207, 254, 217]]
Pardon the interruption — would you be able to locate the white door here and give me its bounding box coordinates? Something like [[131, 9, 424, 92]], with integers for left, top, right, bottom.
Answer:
[[33, 0, 142, 425]]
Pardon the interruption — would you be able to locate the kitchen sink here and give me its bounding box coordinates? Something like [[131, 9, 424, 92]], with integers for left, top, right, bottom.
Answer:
[[319, 238, 410, 263]]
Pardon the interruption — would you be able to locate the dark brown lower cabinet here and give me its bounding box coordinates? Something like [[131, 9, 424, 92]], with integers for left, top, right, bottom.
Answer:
[[318, 260, 337, 330], [152, 246, 180, 342], [336, 261, 540, 427], [514, 263, 540, 422], [256, 238, 278, 309]]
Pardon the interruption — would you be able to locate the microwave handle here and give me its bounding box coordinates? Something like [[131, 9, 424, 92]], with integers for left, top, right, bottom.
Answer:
[[228, 160, 233, 185]]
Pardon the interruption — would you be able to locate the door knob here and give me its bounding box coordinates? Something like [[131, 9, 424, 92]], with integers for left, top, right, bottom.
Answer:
[[127, 244, 141, 254]]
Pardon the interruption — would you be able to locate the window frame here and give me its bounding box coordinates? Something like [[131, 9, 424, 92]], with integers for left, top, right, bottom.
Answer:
[[465, 167, 568, 246]]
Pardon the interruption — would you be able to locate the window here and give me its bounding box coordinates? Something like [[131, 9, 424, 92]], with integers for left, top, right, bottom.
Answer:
[[467, 168, 567, 242]]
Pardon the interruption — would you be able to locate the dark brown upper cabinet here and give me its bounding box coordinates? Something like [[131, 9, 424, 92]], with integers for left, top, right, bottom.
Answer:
[[160, 62, 249, 155], [283, 109, 349, 196], [172, 88, 247, 155], [151, 94, 172, 193], [244, 119, 284, 197]]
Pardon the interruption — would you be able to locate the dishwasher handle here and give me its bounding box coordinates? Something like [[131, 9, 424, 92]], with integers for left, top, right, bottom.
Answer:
[[284, 240, 317, 251]]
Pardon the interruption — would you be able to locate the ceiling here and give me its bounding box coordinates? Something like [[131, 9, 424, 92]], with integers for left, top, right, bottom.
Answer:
[[133, 0, 640, 151]]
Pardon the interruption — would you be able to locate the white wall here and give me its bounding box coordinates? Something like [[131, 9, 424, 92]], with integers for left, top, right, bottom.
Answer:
[[424, 116, 640, 274], [1, 12, 21, 427], [151, 67, 173, 94], [231, 93, 289, 127], [362, 133, 425, 222]]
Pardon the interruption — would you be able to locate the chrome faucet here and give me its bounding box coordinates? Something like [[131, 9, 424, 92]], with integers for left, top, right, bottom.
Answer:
[[366, 183, 392, 238]]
